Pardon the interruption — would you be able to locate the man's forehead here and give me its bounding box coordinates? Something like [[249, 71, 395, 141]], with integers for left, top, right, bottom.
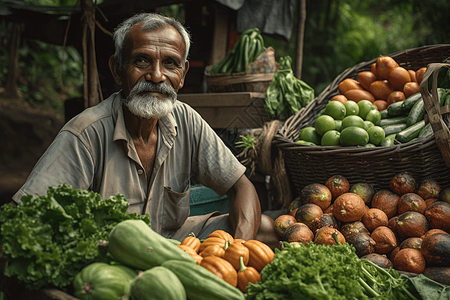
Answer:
[[124, 23, 184, 53]]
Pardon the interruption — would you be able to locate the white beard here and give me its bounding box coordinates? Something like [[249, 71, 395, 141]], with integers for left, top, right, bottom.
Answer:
[[123, 82, 177, 119], [124, 94, 175, 119]]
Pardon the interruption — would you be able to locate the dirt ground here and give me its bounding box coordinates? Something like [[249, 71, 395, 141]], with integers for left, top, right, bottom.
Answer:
[[0, 93, 65, 205]]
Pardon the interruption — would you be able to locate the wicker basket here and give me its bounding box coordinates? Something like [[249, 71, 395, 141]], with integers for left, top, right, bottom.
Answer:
[[204, 46, 278, 93], [274, 44, 450, 195], [205, 71, 275, 93]]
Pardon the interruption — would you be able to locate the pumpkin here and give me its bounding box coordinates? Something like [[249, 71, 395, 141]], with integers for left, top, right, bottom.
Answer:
[[177, 244, 199, 258], [208, 230, 234, 243], [200, 256, 238, 287], [200, 243, 228, 258], [224, 241, 250, 270], [180, 232, 201, 253], [73, 262, 137, 300], [237, 256, 261, 293], [199, 237, 230, 253], [199, 230, 234, 252], [243, 240, 275, 272]]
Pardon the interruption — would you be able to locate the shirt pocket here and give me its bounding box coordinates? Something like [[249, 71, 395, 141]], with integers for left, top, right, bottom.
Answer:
[[162, 184, 190, 231]]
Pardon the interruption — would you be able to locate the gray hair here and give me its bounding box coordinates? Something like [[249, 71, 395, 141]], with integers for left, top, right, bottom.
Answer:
[[112, 12, 191, 71]]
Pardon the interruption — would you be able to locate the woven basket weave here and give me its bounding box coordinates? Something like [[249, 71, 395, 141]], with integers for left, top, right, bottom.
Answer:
[[274, 44, 450, 194]]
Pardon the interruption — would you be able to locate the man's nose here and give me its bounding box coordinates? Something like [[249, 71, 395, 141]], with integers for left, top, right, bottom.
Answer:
[[144, 63, 166, 83]]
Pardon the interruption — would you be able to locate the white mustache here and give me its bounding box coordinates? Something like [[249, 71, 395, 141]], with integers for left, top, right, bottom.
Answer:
[[128, 81, 177, 100]]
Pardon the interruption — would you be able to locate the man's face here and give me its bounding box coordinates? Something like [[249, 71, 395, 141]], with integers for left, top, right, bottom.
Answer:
[[117, 24, 189, 118]]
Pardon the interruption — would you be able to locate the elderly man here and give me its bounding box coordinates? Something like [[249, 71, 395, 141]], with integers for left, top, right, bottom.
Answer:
[[12, 12, 278, 245]]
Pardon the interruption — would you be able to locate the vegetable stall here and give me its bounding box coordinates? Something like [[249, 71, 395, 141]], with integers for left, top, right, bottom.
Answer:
[[2, 2, 450, 300]]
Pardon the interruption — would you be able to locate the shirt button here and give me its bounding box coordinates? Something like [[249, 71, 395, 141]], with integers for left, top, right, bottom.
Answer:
[[137, 169, 144, 175]]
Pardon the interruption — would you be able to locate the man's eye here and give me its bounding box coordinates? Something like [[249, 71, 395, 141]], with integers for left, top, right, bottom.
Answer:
[[164, 60, 178, 68], [134, 58, 150, 68]]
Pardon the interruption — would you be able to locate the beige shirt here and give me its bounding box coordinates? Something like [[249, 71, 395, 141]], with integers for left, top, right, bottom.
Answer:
[[13, 92, 246, 237]]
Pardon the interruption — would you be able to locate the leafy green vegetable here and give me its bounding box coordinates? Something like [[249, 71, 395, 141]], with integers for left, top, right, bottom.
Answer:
[[0, 184, 150, 291], [264, 56, 315, 119], [245, 242, 421, 300], [235, 134, 256, 151], [408, 274, 450, 300]]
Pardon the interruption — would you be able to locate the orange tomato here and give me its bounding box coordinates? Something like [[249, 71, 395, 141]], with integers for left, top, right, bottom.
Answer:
[[416, 67, 427, 85], [387, 91, 406, 106], [371, 63, 378, 79], [373, 100, 388, 111], [358, 71, 377, 91], [345, 89, 375, 103], [376, 56, 399, 80], [331, 94, 348, 103], [388, 67, 411, 91], [338, 78, 364, 95], [408, 70, 417, 83], [369, 80, 394, 100], [403, 82, 420, 98]]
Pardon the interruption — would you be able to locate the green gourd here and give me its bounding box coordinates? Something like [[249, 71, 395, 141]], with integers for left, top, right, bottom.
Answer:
[[73, 262, 137, 300], [129, 266, 186, 300], [162, 260, 245, 300], [108, 219, 195, 270]]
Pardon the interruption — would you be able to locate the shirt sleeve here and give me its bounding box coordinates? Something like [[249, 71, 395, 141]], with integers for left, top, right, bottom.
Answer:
[[188, 106, 246, 196], [12, 130, 94, 202]]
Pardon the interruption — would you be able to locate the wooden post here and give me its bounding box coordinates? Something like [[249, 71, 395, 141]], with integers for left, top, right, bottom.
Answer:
[[210, 3, 229, 67], [294, 0, 306, 80], [5, 22, 22, 98], [80, 0, 103, 109]]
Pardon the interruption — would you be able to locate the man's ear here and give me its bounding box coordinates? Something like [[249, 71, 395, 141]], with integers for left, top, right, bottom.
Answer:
[[178, 60, 190, 90], [109, 55, 123, 86]]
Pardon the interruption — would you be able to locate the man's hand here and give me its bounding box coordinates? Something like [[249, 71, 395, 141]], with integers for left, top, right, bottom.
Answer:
[[226, 174, 261, 240]]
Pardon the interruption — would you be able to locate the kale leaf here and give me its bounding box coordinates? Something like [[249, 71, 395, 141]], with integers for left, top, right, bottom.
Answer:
[[0, 183, 150, 290], [264, 56, 315, 119]]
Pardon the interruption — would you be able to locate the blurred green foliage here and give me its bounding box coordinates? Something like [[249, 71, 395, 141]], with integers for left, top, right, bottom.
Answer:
[[263, 0, 446, 95]]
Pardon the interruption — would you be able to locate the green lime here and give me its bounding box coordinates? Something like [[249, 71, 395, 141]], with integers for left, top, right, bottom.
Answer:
[[363, 120, 375, 131], [365, 109, 382, 125], [340, 126, 369, 146], [315, 115, 336, 136], [367, 126, 386, 145], [358, 100, 376, 119], [341, 115, 365, 130], [344, 100, 359, 116], [299, 126, 321, 145], [324, 101, 346, 120], [321, 130, 341, 146], [365, 143, 376, 148], [296, 140, 317, 146], [335, 120, 343, 132]]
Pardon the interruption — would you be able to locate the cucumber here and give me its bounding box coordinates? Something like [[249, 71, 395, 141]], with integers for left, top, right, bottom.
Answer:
[[108, 220, 196, 271], [379, 116, 409, 127], [380, 133, 397, 147], [401, 93, 422, 111], [380, 109, 389, 119], [396, 120, 426, 143], [162, 260, 245, 300], [130, 266, 186, 300], [388, 101, 409, 117], [418, 122, 434, 139], [382, 123, 408, 136], [406, 98, 426, 126]]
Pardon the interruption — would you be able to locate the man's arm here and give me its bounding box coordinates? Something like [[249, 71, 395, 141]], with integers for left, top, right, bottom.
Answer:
[[226, 174, 261, 240]]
